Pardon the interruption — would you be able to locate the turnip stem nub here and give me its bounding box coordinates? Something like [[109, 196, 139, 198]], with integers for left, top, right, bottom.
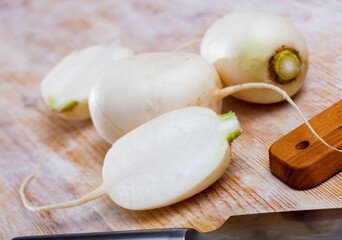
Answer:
[[270, 50, 301, 83], [217, 83, 342, 153]]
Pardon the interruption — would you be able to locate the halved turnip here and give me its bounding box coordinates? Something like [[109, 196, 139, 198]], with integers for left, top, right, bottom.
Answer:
[[41, 42, 134, 120], [21, 107, 241, 211]]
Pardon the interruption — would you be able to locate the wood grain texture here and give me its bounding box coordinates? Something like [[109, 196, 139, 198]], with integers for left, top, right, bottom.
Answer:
[[270, 100, 342, 189], [0, 0, 341, 239]]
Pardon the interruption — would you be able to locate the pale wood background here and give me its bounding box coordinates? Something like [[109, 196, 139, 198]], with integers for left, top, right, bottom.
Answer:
[[1, 0, 341, 239]]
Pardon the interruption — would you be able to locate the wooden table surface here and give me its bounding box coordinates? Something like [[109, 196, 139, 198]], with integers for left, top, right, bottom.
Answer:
[[1, 1, 341, 239]]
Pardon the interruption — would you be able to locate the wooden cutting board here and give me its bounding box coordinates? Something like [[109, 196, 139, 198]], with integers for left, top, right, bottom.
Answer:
[[1, 1, 341, 239]]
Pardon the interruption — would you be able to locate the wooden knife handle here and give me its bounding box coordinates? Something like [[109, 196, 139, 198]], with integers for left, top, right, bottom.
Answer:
[[12, 228, 198, 240], [269, 100, 342, 189]]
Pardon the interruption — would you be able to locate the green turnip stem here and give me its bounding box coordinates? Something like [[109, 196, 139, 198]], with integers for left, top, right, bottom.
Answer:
[[174, 38, 202, 52], [49, 99, 79, 114], [218, 112, 242, 142], [19, 136, 106, 212], [270, 50, 301, 83], [217, 83, 342, 153]]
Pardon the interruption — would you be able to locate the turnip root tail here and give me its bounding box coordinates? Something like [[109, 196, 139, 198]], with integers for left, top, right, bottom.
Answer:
[[174, 38, 202, 52], [217, 83, 342, 153], [20, 137, 106, 212]]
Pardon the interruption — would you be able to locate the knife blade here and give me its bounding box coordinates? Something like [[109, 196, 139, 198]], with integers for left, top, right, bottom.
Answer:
[[13, 208, 342, 240]]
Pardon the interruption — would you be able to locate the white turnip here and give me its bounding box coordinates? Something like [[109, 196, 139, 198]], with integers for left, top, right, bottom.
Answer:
[[20, 107, 241, 211], [200, 10, 309, 104], [41, 42, 134, 120], [89, 51, 340, 153], [89, 52, 222, 143]]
